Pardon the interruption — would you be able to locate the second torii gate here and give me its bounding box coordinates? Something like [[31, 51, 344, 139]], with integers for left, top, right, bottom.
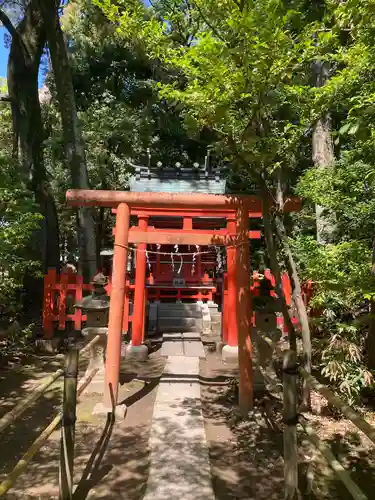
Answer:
[[67, 189, 300, 416]]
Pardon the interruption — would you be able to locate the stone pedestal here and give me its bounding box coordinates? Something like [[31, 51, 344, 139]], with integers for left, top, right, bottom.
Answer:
[[221, 344, 239, 366], [201, 302, 211, 334], [81, 326, 107, 395]]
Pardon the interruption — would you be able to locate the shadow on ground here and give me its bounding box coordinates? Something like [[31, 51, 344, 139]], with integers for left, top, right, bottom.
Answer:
[[0, 350, 165, 499]]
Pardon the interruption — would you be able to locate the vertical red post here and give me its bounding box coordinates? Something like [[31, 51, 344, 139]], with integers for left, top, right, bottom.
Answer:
[[74, 274, 83, 331], [226, 218, 238, 347], [104, 202, 130, 411], [122, 283, 129, 334], [58, 271, 69, 331], [183, 217, 193, 230], [43, 269, 55, 338], [132, 215, 148, 346], [236, 202, 253, 414], [141, 289, 147, 342], [222, 273, 229, 343]]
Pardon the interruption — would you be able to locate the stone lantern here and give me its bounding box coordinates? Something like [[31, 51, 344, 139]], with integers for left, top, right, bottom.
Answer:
[[74, 272, 110, 394], [253, 276, 281, 338]]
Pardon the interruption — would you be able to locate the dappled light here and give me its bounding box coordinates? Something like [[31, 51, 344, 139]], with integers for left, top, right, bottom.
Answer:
[[1, 0, 375, 498]]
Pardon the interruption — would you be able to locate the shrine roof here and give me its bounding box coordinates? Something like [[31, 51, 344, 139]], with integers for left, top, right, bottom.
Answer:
[[129, 164, 226, 195]]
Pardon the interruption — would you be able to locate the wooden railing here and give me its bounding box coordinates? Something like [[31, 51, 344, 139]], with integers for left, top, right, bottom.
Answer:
[[0, 336, 101, 498], [259, 333, 374, 500]]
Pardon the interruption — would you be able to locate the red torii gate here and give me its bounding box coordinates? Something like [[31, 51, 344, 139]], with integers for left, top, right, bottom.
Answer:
[[66, 189, 300, 415]]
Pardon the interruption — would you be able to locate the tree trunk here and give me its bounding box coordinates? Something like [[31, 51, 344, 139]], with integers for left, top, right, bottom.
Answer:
[[366, 244, 375, 370], [275, 217, 312, 408], [275, 171, 312, 407], [261, 186, 297, 352], [2, 1, 60, 317], [39, 0, 97, 281], [312, 61, 336, 244]]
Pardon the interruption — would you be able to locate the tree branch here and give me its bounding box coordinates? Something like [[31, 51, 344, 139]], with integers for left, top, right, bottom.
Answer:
[[0, 7, 22, 43], [191, 1, 228, 44], [0, 7, 29, 58]]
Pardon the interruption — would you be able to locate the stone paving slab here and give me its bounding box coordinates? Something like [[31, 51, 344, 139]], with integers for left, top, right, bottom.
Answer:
[[160, 340, 184, 357], [162, 355, 200, 375], [155, 383, 201, 403], [184, 340, 206, 358], [161, 335, 206, 358], [143, 355, 215, 500]]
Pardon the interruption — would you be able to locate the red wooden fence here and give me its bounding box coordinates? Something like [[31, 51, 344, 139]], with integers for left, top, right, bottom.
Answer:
[[42, 268, 311, 338], [42, 269, 135, 338]]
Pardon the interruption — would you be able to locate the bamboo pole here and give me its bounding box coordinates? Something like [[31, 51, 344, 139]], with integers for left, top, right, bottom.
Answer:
[[283, 351, 299, 499], [0, 336, 100, 436], [79, 335, 100, 357], [0, 368, 98, 497], [59, 349, 78, 500], [0, 369, 64, 435], [299, 368, 375, 446], [299, 416, 368, 500]]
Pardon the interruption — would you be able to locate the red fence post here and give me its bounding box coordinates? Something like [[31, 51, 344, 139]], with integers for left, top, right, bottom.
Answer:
[[43, 269, 55, 339], [58, 271, 69, 331], [74, 274, 83, 331], [222, 272, 228, 344]]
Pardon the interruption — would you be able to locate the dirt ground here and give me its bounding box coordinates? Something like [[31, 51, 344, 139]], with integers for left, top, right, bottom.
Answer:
[[0, 343, 375, 499]]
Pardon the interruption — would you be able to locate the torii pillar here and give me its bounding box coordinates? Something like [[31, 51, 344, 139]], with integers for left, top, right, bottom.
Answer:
[[126, 215, 149, 360], [94, 202, 130, 417], [221, 206, 253, 413]]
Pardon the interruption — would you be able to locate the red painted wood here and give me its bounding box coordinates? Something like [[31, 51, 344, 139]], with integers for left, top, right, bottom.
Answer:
[[222, 273, 229, 343], [58, 271, 69, 330], [74, 274, 83, 331], [122, 286, 130, 334], [42, 272, 135, 337], [42, 269, 55, 338], [183, 217, 193, 230], [133, 216, 148, 346], [226, 218, 238, 347]]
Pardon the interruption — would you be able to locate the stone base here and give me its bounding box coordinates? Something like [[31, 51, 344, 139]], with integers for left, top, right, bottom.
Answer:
[[92, 402, 127, 420], [35, 338, 60, 353], [126, 343, 149, 361], [222, 344, 239, 366], [200, 331, 219, 345]]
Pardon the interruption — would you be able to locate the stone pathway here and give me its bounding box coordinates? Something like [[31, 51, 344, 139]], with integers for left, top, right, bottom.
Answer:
[[161, 332, 206, 358], [143, 355, 215, 500]]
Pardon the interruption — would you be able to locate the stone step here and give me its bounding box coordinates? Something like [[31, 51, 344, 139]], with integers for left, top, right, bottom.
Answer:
[[158, 305, 202, 313], [159, 317, 202, 330], [158, 309, 202, 319], [160, 324, 202, 334]]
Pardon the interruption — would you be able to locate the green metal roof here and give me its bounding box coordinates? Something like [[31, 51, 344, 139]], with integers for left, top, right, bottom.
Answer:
[[129, 165, 227, 194]]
